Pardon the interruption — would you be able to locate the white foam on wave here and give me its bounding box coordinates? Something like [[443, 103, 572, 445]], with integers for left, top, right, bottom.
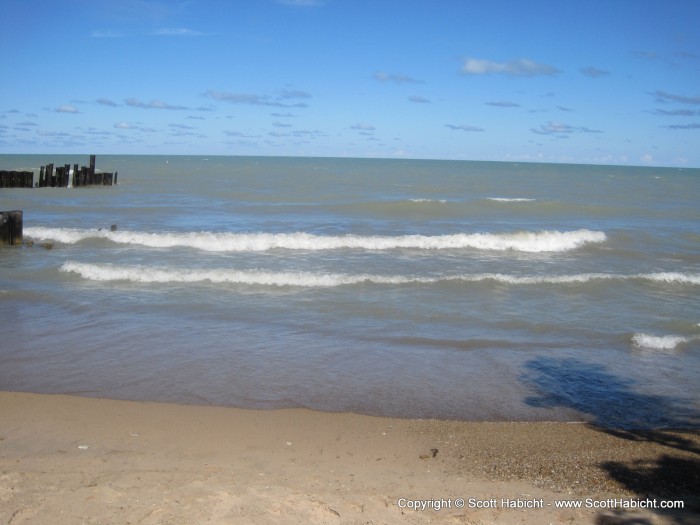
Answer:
[[631, 333, 693, 351], [454, 272, 700, 285], [408, 198, 448, 203], [638, 272, 700, 285], [487, 197, 536, 202], [28, 227, 606, 253], [60, 263, 700, 289], [60, 262, 421, 287]]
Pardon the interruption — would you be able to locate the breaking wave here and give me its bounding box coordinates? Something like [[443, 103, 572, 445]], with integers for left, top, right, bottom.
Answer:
[[28, 227, 606, 253], [631, 333, 695, 351], [60, 262, 700, 288], [487, 197, 536, 202]]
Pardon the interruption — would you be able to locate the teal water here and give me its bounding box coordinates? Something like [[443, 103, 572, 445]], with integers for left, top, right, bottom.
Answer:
[[1, 155, 699, 428]]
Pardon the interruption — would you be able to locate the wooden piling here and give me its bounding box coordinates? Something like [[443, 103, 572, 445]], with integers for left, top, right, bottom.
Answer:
[[0, 171, 33, 188], [47, 163, 55, 187], [0, 210, 23, 246], [1, 155, 115, 189]]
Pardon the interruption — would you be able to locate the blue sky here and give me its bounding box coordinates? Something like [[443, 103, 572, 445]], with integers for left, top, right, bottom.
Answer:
[[1, 0, 699, 166]]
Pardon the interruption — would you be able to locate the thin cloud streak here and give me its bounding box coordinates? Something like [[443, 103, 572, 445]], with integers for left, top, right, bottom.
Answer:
[[445, 124, 485, 132], [55, 105, 79, 114], [531, 121, 602, 137], [152, 28, 208, 37], [486, 101, 520, 108], [652, 90, 700, 105], [462, 58, 560, 77], [374, 72, 422, 84], [205, 90, 310, 108], [125, 98, 189, 110]]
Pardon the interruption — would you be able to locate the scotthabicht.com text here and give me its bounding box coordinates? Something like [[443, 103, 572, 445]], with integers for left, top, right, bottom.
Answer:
[[395, 497, 685, 512]]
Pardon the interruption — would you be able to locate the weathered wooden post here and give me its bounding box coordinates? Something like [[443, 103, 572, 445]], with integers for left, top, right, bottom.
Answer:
[[0, 210, 23, 246], [89, 155, 96, 183], [114, 171, 118, 185]]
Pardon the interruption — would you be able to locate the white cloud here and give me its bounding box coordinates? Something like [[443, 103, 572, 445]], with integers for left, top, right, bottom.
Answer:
[[97, 98, 120, 107], [374, 72, 422, 84], [531, 121, 602, 137], [485, 100, 520, 108], [445, 124, 485, 132], [125, 98, 188, 110], [462, 58, 560, 77], [351, 123, 375, 131], [90, 30, 125, 38], [153, 28, 207, 37], [55, 105, 79, 114], [205, 90, 309, 108], [37, 130, 70, 137]]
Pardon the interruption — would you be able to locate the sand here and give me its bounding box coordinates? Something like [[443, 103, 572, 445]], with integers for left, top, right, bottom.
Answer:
[[1, 391, 698, 524]]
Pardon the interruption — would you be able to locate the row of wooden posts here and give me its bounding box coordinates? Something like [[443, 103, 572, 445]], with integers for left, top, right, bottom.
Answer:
[[0, 155, 117, 189]]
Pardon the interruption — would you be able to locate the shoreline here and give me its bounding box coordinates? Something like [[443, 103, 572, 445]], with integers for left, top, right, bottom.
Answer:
[[1, 391, 698, 524]]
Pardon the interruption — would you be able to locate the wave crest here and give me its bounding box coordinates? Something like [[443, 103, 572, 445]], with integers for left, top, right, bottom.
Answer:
[[28, 227, 606, 253], [631, 333, 692, 351], [487, 197, 536, 202], [60, 263, 700, 289]]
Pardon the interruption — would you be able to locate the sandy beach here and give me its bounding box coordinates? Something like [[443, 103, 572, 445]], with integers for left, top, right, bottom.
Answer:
[[1, 391, 698, 524]]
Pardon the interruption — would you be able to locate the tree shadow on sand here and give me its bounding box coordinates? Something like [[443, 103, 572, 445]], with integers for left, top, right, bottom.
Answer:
[[521, 357, 700, 524]]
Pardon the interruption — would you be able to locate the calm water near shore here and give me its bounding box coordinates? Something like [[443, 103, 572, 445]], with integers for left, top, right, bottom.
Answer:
[[1, 155, 699, 428]]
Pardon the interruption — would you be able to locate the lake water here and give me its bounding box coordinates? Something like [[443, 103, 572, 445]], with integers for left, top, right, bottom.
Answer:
[[1, 155, 699, 428]]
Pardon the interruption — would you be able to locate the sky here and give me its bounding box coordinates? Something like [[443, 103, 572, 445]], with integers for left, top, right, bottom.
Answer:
[[1, 0, 699, 167]]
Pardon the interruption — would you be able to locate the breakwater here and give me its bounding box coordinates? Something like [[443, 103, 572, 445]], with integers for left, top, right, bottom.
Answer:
[[0, 155, 117, 188]]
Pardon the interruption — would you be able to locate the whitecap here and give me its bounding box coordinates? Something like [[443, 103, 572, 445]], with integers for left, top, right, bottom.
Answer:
[[59, 262, 421, 287], [636, 272, 700, 285], [58, 263, 700, 290], [631, 333, 690, 351], [28, 227, 607, 253], [487, 197, 536, 202]]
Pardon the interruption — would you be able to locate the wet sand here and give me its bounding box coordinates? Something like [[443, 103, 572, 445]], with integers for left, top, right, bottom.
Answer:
[[1, 391, 698, 524]]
